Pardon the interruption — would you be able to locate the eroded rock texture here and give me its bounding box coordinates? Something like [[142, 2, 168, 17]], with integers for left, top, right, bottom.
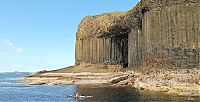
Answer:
[[75, 0, 200, 68], [143, 2, 200, 68]]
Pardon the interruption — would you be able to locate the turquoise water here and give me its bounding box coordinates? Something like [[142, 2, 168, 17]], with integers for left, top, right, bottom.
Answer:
[[1, 72, 200, 102]]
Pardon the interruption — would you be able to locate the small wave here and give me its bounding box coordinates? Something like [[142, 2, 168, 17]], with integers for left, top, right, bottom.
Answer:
[[0, 85, 32, 88], [0, 78, 17, 80], [0, 72, 29, 74], [0, 83, 32, 88], [0, 81, 17, 85], [0, 72, 9, 74]]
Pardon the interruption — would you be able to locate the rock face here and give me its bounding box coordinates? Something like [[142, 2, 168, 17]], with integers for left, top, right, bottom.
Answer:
[[143, 2, 200, 68], [75, 0, 200, 69], [75, 3, 142, 68]]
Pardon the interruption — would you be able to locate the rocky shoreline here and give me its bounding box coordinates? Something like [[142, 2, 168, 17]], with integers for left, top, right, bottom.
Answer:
[[24, 72, 111, 85], [23, 66, 200, 96]]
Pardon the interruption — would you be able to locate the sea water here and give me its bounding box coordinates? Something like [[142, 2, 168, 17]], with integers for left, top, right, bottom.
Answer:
[[0, 72, 76, 102], [0, 72, 200, 102]]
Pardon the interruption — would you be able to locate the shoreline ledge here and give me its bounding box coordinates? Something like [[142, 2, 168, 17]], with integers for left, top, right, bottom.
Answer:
[[23, 65, 200, 96]]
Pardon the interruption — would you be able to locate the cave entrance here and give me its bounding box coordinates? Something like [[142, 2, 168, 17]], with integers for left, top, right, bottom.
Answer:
[[112, 34, 128, 68]]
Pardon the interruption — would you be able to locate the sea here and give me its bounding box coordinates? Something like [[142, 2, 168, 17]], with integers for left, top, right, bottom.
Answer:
[[0, 72, 200, 102]]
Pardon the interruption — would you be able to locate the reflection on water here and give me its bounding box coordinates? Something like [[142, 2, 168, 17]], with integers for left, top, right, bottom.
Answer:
[[77, 85, 200, 102]]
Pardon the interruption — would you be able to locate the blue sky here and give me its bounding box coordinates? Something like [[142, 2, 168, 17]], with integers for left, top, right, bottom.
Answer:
[[0, 0, 140, 72]]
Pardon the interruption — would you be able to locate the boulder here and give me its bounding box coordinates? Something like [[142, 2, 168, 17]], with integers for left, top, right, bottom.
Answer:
[[133, 79, 147, 90], [27, 80, 47, 85], [110, 76, 128, 84]]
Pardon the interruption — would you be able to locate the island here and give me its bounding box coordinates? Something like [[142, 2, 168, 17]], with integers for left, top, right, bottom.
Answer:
[[24, 0, 200, 96]]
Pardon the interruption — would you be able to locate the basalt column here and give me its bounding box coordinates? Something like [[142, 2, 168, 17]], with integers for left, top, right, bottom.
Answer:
[[75, 39, 82, 65], [128, 28, 143, 68], [75, 37, 113, 65], [143, 3, 200, 68]]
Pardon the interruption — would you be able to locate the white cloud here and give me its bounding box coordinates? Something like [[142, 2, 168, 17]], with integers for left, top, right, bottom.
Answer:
[[3, 40, 14, 47], [11, 63, 25, 67], [16, 48, 24, 53], [0, 39, 24, 54], [0, 52, 6, 56]]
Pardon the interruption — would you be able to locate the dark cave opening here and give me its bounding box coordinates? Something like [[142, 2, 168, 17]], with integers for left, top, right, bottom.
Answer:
[[112, 34, 128, 68]]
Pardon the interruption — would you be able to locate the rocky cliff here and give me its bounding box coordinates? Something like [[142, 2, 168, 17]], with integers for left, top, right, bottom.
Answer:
[[142, 0, 200, 68], [76, 2, 142, 39], [76, 0, 200, 69], [75, 2, 142, 66]]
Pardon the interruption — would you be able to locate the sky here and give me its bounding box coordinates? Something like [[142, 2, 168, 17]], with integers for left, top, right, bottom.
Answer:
[[0, 0, 140, 72]]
